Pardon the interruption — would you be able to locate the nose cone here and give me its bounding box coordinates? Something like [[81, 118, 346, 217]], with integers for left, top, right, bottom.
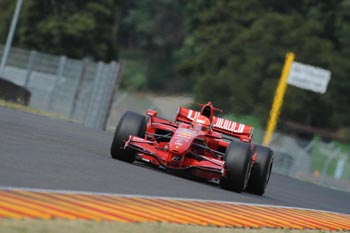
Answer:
[[168, 139, 190, 154], [169, 128, 196, 154]]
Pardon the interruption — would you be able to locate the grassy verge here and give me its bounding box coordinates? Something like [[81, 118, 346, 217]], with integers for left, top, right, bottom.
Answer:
[[0, 99, 73, 122], [0, 219, 344, 233]]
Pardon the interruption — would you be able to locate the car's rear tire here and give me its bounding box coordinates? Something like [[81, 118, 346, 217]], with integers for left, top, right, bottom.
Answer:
[[110, 111, 146, 163], [246, 145, 273, 195], [220, 141, 252, 193]]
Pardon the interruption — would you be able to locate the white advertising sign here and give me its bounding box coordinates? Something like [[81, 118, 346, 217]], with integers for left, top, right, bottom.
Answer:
[[287, 62, 331, 94]]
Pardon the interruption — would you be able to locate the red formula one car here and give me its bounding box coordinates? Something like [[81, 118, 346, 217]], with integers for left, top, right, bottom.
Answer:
[[110, 102, 273, 195]]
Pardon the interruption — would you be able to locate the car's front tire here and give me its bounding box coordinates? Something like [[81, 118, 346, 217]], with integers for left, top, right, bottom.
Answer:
[[220, 141, 252, 193], [110, 111, 146, 163], [246, 145, 273, 195]]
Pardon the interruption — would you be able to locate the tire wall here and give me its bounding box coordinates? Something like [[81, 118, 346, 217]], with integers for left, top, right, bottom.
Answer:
[[0, 78, 31, 105]]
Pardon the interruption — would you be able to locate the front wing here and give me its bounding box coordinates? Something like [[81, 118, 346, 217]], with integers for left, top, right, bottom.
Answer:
[[124, 136, 225, 179]]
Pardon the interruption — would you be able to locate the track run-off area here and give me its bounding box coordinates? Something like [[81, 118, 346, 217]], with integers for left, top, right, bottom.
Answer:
[[0, 106, 349, 230]]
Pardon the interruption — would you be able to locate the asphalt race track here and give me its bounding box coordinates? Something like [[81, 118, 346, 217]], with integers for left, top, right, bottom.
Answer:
[[1, 106, 349, 214]]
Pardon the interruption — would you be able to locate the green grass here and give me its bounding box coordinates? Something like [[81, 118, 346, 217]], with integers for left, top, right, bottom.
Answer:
[[0, 219, 345, 233]]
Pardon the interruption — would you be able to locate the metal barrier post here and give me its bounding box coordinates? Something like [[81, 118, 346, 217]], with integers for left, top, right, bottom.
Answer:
[[0, 0, 23, 76], [70, 61, 87, 118], [103, 62, 121, 130], [48, 56, 66, 112], [24, 50, 37, 87], [84, 62, 103, 128], [93, 67, 107, 129], [94, 63, 118, 129]]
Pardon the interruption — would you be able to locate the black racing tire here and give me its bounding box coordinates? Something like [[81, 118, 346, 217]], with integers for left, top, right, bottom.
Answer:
[[110, 111, 146, 163], [220, 141, 252, 193], [246, 145, 273, 196]]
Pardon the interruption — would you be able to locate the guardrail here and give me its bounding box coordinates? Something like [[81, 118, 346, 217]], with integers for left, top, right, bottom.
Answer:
[[0, 44, 121, 129]]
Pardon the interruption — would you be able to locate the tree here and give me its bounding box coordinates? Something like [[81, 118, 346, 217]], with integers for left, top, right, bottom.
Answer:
[[119, 0, 185, 91], [15, 0, 120, 61], [0, 0, 15, 42], [178, 0, 349, 130]]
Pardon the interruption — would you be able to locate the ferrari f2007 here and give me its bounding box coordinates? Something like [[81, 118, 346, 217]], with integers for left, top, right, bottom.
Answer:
[[110, 102, 273, 195]]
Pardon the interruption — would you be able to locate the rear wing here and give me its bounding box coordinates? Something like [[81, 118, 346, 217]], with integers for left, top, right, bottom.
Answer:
[[176, 107, 253, 142]]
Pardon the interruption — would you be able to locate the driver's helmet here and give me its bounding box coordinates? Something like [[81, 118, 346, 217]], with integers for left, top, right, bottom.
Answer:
[[192, 115, 211, 133]]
